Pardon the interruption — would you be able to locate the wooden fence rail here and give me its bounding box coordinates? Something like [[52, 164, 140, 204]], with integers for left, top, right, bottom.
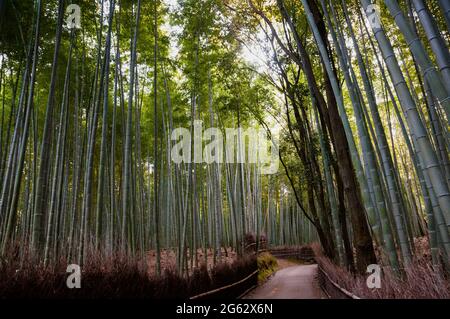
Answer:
[[189, 269, 258, 300], [317, 265, 361, 299]]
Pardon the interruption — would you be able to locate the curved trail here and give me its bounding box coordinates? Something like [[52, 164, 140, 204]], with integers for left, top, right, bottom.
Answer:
[[244, 263, 326, 299]]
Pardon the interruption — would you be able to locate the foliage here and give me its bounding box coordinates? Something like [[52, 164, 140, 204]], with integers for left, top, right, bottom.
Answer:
[[257, 252, 278, 282]]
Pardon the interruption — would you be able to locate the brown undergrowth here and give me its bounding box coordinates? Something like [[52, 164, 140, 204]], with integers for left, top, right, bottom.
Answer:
[[312, 241, 450, 298], [0, 245, 256, 299], [147, 247, 237, 276]]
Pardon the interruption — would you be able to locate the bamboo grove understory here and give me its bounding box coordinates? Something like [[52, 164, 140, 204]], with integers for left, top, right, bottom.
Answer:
[[0, 0, 449, 278]]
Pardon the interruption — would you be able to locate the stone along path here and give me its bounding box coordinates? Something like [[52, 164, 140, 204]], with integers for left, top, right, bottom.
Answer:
[[244, 263, 326, 299]]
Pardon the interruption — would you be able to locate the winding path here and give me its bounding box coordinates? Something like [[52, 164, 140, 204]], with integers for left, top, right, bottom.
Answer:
[[244, 263, 326, 299]]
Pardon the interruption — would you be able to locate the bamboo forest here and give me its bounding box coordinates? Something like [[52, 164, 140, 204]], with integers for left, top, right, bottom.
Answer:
[[0, 0, 449, 300]]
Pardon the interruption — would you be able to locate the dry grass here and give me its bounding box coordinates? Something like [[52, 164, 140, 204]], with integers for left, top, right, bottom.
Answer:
[[0, 246, 255, 299], [312, 242, 450, 299], [146, 247, 237, 276]]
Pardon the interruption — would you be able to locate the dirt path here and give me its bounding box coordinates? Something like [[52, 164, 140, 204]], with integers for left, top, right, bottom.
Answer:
[[244, 263, 326, 299]]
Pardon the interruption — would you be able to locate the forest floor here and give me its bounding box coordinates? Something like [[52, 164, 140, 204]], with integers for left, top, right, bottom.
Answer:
[[146, 247, 237, 275], [276, 257, 314, 270]]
